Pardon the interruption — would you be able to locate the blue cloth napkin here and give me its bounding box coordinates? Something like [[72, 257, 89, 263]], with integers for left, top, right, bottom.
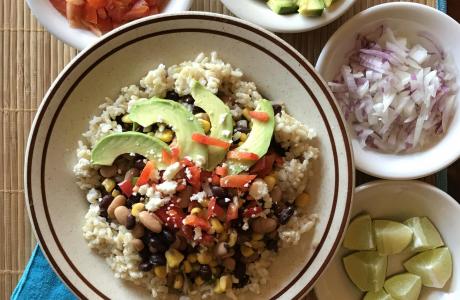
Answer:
[[12, 1, 448, 299]]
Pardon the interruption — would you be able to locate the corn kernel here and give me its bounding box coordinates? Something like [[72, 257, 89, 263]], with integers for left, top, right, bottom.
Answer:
[[242, 108, 251, 120], [263, 175, 277, 191], [131, 203, 145, 217], [252, 233, 264, 241], [295, 192, 310, 208], [111, 189, 120, 197], [165, 249, 184, 268], [220, 275, 233, 292], [154, 266, 167, 278], [197, 251, 212, 265], [218, 232, 228, 242], [239, 132, 248, 142], [190, 207, 202, 215], [194, 113, 209, 121], [228, 230, 238, 247], [209, 259, 219, 267], [241, 245, 254, 257], [173, 274, 184, 289], [198, 119, 211, 133], [238, 141, 244, 146], [195, 276, 205, 286], [183, 260, 192, 273], [187, 253, 197, 263], [210, 218, 224, 234], [156, 129, 174, 143], [121, 114, 133, 123], [251, 240, 265, 250], [102, 178, 115, 193]]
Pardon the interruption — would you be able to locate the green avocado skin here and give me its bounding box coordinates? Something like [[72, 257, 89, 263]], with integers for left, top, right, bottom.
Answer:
[[226, 99, 275, 175], [129, 98, 208, 167], [91, 132, 170, 169], [191, 81, 233, 171]]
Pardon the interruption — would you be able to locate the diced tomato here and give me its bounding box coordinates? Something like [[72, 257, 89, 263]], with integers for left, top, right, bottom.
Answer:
[[105, 0, 131, 23], [181, 158, 194, 167], [186, 166, 201, 189], [50, 0, 67, 15], [227, 151, 259, 161], [215, 166, 228, 177], [183, 215, 210, 231], [220, 175, 257, 188], [83, 4, 98, 24], [162, 148, 173, 164], [243, 206, 263, 218], [199, 233, 215, 246], [275, 156, 284, 167], [187, 201, 199, 213], [191, 133, 231, 149], [170, 146, 180, 162], [136, 161, 155, 186], [207, 197, 225, 220], [250, 153, 277, 177], [226, 203, 239, 223], [211, 173, 220, 186], [180, 225, 194, 241], [176, 179, 187, 191], [155, 205, 185, 230], [123, 0, 150, 21], [118, 179, 133, 196], [87, 0, 107, 9], [249, 111, 270, 122]]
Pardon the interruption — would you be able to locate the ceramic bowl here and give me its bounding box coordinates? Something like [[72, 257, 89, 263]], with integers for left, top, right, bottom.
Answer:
[[26, 0, 193, 50], [25, 12, 354, 299], [220, 0, 356, 33], [316, 2, 460, 179], [315, 180, 460, 300]]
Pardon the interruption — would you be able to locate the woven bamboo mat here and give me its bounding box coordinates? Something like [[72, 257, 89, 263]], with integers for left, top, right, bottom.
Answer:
[[0, 0, 437, 298]]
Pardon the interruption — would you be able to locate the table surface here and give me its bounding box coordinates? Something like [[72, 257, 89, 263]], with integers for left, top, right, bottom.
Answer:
[[0, 0, 458, 299]]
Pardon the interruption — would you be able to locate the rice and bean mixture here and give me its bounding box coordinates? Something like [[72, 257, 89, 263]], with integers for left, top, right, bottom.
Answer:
[[74, 52, 319, 299]]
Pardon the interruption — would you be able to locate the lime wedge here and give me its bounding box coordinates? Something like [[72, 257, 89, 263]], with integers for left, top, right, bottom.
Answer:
[[384, 273, 422, 300], [374, 220, 413, 255], [343, 214, 375, 250], [364, 289, 395, 300], [404, 217, 444, 252], [403, 247, 452, 288], [343, 251, 387, 292]]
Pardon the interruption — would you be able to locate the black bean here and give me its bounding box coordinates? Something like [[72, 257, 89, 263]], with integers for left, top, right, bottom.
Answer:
[[237, 232, 251, 244], [99, 195, 113, 210], [149, 254, 166, 266], [233, 274, 249, 288], [139, 261, 153, 272], [272, 104, 282, 115], [265, 239, 279, 252], [235, 126, 250, 134], [181, 95, 195, 105], [199, 265, 212, 281], [139, 248, 151, 261], [126, 194, 141, 208], [126, 214, 136, 230], [234, 261, 246, 280], [161, 229, 176, 245], [99, 210, 108, 219], [216, 197, 230, 208], [166, 90, 180, 101], [211, 186, 228, 199], [148, 236, 167, 253], [270, 138, 286, 156], [134, 159, 146, 170], [278, 205, 295, 225], [192, 106, 205, 114]]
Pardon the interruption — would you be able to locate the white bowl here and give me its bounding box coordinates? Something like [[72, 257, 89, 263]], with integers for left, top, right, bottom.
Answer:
[[220, 0, 356, 33], [315, 180, 460, 300], [316, 2, 460, 180], [26, 0, 193, 50], [25, 12, 353, 299]]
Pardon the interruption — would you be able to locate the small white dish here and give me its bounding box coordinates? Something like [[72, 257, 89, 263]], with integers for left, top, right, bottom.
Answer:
[[220, 0, 356, 33], [316, 2, 460, 180], [315, 180, 460, 300], [26, 0, 193, 50]]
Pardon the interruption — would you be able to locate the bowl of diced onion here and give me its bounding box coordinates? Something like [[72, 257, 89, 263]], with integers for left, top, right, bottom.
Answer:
[[316, 2, 460, 179]]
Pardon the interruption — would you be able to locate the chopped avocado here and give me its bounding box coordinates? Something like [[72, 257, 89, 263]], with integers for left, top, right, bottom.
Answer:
[[91, 132, 170, 169], [129, 98, 208, 167], [226, 99, 275, 174], [267, 0, 298, 14], [323, 0, 336, 8], [298, 0, 325, 16], [191, 81, 233, 170]]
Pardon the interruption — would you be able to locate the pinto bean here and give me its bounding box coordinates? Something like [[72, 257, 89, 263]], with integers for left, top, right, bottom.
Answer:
[[107, 195, 126, 219], [139, 211, 162, 233], [251, 217, 278, 234], [114, 206, 130, 226], [99, 165, 117, 178]]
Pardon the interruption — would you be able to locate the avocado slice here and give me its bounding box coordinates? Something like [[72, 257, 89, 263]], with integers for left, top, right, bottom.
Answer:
[[267, 0, 299, 14], [226, 99, 275, 175], [191, 81, 233, 170], [91, 131, 170, 169], [323, 0, 336, 8], [129, 98, 208, 167], [298, 0, 325, 16]]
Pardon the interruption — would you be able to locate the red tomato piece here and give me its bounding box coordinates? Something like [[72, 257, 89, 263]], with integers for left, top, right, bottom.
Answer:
[[123, 0, 150, 21], [183, 215, 210, 231], [118, 179, 133, 197], [248, 111, 270, 122], [155, 205, 185, 230], [180, 225, 194, 241], [186, 166, 201, 189], [250, 153, 277, 177], [211, 173, 220, 186], [162, 148, 173, 164], [207, 197, 225, 220], [50, 0, 67, 15], [87, 0, 107, 9], [170, 146, 180, 162], [136, 160, 155, 186], [227, 151, 259, 161], [215, 166, 228, 177], [243, 206, 263, 218], [220, 175, 257, 188], [226, 203, 239, 223], [199, 233, 215, 247], [191, 133, 231, 149]]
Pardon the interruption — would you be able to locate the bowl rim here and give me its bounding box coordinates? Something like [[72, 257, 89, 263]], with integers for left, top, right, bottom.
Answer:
[[25, 0, 194, 50], [24, 11, 355, 299], [315, 2, 460, 180], [220, 0, 357, 33]]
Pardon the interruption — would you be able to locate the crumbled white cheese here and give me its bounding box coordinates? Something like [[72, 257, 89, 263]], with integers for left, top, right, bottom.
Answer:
[[163, 162, 181, 181], [86, 188, 101, 204], [193, 227, 202, 241], [146, 186, 156, 198], [249, 179, 269, 200], [137, 184, 150, 196], [185, 167, 192, 180], [242, 218, 249, 231], [145, 191, 170, 212], [190, 191, 207, 204], [156, 181, 178, 195]]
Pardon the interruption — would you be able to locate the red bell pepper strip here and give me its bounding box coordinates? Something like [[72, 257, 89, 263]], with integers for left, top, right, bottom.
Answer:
[[227, 151, 259, 161], [207, 197, 225, 220], [186, 166, 201, 189], [248, 111, 270, 122], [183, 215, 210, 231], [220, 174, 257, 188], [215, 166, 228, 177], [136, 160, 155, 186], [243, 206, 263, 218], [155, 205, 185, 230], [118, 179, 133, 197], [226, 203, 239, 223], [191, 133, 231, 149]]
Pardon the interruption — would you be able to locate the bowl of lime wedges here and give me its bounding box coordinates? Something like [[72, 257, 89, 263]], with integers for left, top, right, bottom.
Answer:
[[315, 180, 460, 300]]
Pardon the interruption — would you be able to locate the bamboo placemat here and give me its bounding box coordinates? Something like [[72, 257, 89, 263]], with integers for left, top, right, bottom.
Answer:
[[0, 0, 437, 298]]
